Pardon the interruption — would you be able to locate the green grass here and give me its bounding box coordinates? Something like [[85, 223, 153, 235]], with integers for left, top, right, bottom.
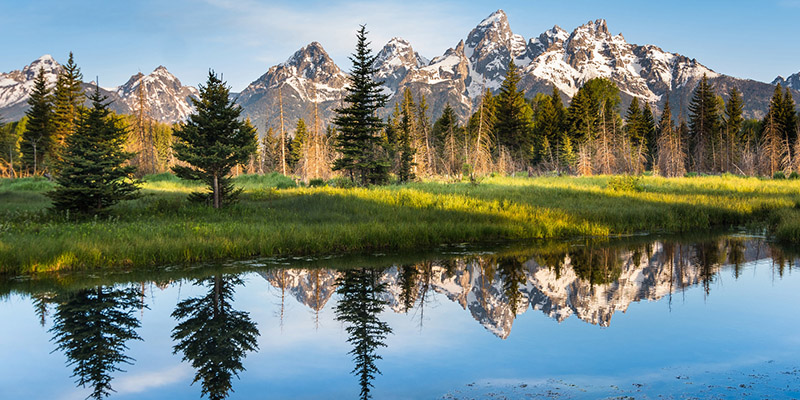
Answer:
[[1, 173, 799, 274]]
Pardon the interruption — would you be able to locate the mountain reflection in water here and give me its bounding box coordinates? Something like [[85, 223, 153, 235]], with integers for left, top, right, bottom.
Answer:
[[3, 235, 798, 399]]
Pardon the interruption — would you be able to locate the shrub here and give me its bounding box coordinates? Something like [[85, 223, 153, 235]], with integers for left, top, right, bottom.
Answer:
[[308, 178, 326, 187], [328, 176, 357, 189], [773, 171, 786, 180], [607, 175, 642, 192], [790, 172, 800, 180]]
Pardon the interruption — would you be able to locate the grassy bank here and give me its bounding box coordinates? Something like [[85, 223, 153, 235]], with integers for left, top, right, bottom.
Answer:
[[1, 173, 799, 273]]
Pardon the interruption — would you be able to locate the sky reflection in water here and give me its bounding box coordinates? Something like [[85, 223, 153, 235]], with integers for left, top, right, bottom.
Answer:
[[1, 235, 799, 399]]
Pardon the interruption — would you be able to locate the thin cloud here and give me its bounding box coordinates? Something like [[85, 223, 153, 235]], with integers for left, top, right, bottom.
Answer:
[[199, 0, 477, 68]]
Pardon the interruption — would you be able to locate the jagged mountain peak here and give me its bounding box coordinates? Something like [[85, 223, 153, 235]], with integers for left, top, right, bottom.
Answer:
[[573, 19, 610, 38], [773, 72, 800, 90], [375, 37, 430, 95], [115, 66, 198, 123], [529, 25, 570, 58], [477, 9, 509, 28]]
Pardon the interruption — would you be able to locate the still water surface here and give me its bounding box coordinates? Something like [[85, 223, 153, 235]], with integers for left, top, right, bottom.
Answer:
[[1, 235, 799, 399]]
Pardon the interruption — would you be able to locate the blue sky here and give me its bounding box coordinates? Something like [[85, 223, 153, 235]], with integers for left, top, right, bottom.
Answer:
[[1, 0, 798, 91]]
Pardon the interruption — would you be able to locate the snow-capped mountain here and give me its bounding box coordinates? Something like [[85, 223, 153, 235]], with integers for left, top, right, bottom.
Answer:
[[0, 55, 61, 121], [373, 37, 429, 96], [238, 41, 349, 134], [116, 66, 199, 123], [773, 72, 800, 90], [0, 56, 196, 123], [239, 9, 790, 129], [3, 10, 794, 127]]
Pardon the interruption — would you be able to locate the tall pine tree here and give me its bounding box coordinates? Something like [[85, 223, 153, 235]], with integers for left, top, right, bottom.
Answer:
[[397, 88, 416, 182], [48, 88, 139, 215], [52, 52, 84, 163], [21, 67, 53, 175], [494, 60, 533, 164], [172, 71, 257, 209], [688, 74, 720, 172], [641, 102, 657, 168], [724, 87, 744, 171], [333, 25, 390, 185]]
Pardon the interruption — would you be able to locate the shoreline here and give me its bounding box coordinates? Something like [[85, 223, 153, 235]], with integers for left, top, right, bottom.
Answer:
[[1, 174, 799, 275]]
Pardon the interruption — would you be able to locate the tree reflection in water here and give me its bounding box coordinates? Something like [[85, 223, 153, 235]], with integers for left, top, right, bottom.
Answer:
[[50, 285, 144, 399], [171, 274, 259, 400], [335, 268, 393, 400]]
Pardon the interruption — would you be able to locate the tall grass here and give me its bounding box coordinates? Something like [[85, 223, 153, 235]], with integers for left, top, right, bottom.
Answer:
[[1, 173, 799, 273]]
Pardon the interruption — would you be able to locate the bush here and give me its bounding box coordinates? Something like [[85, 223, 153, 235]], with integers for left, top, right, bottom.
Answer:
[[773, 171, 786, 180], [685, 172, 699, 178], [790, 172, 800, 180], [328, 176, 357, 189], [607, 175, 643, 192], [308, 178, 326, 187]]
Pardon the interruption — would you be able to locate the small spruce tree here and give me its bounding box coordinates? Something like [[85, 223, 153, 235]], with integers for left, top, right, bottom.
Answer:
[[48, 88, 139, 215], [172, 71, 257, 208]]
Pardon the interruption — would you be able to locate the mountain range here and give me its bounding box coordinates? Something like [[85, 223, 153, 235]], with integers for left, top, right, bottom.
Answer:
[[0, 55, 197, 123], [1, 10, 797, 133]]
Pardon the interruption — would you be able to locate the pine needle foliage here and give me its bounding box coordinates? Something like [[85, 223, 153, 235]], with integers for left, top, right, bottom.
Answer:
[[21, 67, 53, 175], [333, 25, 390, 186], [48, 88, 139, 216], [172, 71, 257, 208]]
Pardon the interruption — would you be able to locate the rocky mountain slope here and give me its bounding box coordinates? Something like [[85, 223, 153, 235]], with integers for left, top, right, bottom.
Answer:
[[0, 56, 196, 123], [773, 72, 800, 90], [237, 42, 349, 135]]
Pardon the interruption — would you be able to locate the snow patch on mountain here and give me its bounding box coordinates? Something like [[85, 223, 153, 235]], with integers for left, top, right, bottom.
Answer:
[[0, 55, 61, 110]]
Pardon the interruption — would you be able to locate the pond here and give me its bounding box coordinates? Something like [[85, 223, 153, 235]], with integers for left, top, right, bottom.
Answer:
[[1, 234, 799, 399]]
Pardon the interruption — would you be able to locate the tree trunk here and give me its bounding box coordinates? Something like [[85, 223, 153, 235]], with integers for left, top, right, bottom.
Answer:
[[213, 174, 220, 209]]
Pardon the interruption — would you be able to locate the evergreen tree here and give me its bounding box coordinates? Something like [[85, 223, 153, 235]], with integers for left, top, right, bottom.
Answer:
[[416, 93, 434, 176], [288, 118, 308, 171], [172, 275, 259, 400], [467, 89, 496, 175], [21, 68, 53, 175], [494, 60, 534, 164], [48, 88, 138, 215], [688, 74, 720, 172], [172, 71, 257, 208], [559, 132, 576, 172], [641, 102, 657, 168], [781, 87, 798, 147], [335, 268, 392, 400], [50, 286, 144, 400], [260, 127, 279, 173], [724, 87, 744, 171], [761, 92, 788, 176], [532, 93, 557, 166], [433, 103, 461, 175], [657, 99, 686, 177], [0, 116, 25, 177], [51, 52, 85, 162], [398, 89, 416, 182], [625, 97, 644, 147], [332, 25, 390, 185]]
